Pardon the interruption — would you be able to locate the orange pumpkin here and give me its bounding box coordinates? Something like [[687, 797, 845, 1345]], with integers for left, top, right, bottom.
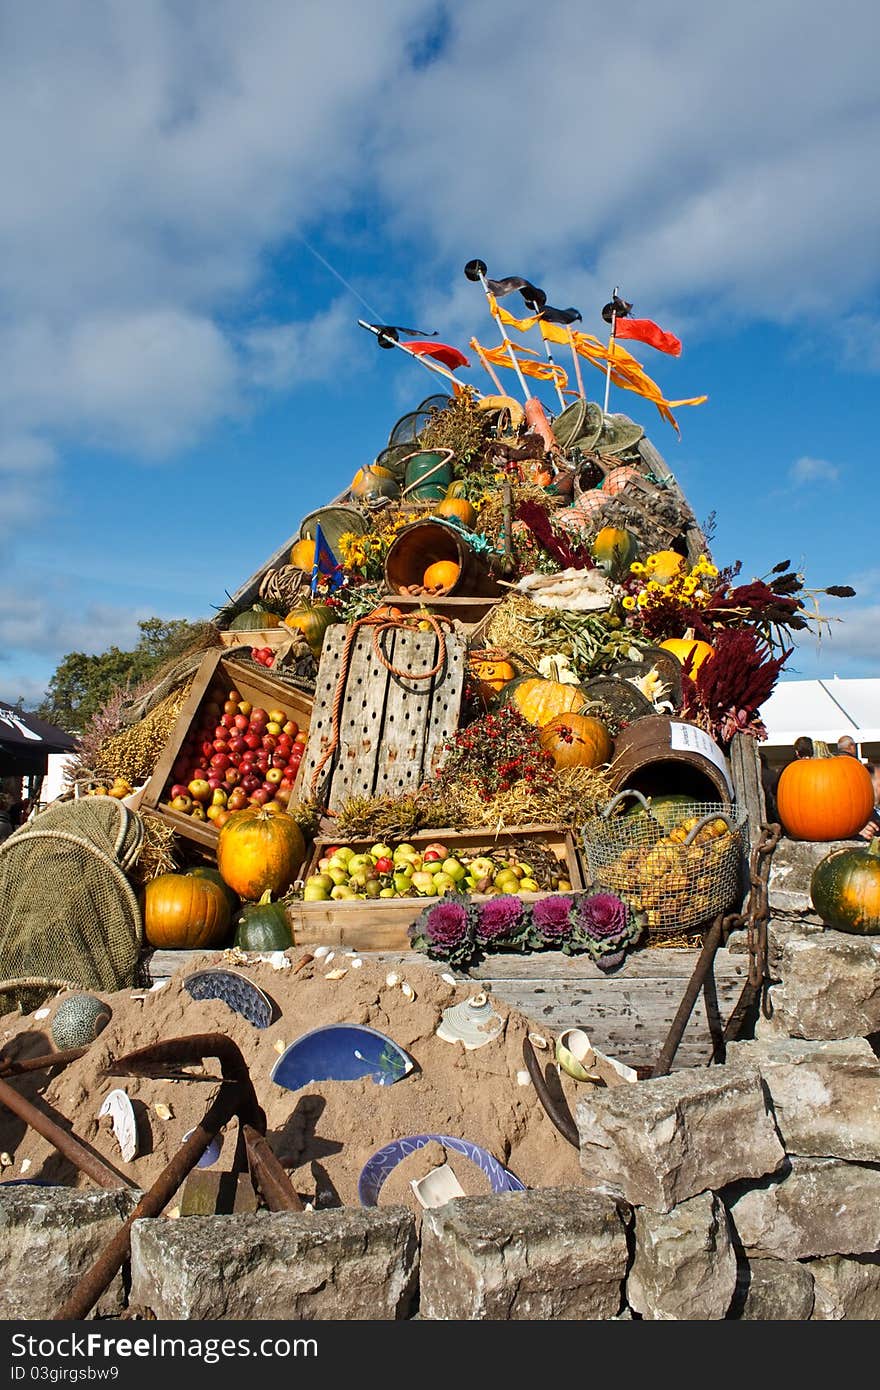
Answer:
[[470, 658, 515, 691], [501, 676, 585, 727], [143, 873, 231, 950], [539, 713, 613, 769], [434, 497, 477, 528], [660, 633, 715, 676], [776, 747, 875, 842], [289, 537, 316, 572], [217, 806, 306, 901], [284, 602, 336, 658], [423, 560, 461, 592], [646, 550, 688, 584]]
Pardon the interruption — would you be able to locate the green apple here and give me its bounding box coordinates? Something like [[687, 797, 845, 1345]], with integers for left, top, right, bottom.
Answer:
[[333, 847, 354, 865], [364, 880, 382, 898], [517, 862, 534, 878], [423, 859, 445, 875], [379, 887, 396, 898], [410, 871, 437, 896], [441, 857, 467, 883], [307, 873, 334, 892], [519, 877, 540, 892], [348, 871, 368, 889], [393, 843, 417, 863], [302, 884, 330, 901], [494, 872, 520, 893], [393, 871, 415, 895], [347, 853, 375, 874], [317, 856, 332, 872], [327, 867, 349, 886], [432, 872, 456, 895], [330, 884, 357, 900], [469, 857, 495, 879], [371, 843, 393, 859], [328, 855, 350, 874]]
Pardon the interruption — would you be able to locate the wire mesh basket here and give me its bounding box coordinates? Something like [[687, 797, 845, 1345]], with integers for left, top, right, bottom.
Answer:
[[580, 789, 747, 935]]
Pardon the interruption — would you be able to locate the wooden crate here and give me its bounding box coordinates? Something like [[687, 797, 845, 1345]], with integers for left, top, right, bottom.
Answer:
[[379, 594, 501, 634], [300, 623, 466, 813], [217, 628, 293, 650], [140, 649, 313, 852], [285, 823, 583, 949]]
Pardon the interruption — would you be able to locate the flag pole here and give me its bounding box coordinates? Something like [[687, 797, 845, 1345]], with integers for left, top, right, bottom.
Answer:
[[602, 285, 619, 416], [357, 321, 478, 396], [464, 260, 530, 403], [566, 327, 585, 399], [470, 338, 506, 395], [535, 334, 567, 410]]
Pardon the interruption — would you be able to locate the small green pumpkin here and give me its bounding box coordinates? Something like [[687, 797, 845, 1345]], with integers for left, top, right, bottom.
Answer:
[[233, 889, 294, 951], [229, 604, 282, 632], [810, 836, 880, 936]]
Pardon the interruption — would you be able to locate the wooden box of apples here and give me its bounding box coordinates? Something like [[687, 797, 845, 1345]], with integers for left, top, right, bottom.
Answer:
[[286, 824, 584, 950], [139, 649, 313, 850]]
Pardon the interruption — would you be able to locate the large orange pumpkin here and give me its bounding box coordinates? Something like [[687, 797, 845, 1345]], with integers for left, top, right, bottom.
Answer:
[[660, 633, 715, 676], [776, 749, 875, 842], [501, 676, 585, 727], [539, 713, 613, 769], [423, 560, 461, 591], [434, 497, 477, 528], [143, 873, 231, 949], [217, 806, 306, 901]]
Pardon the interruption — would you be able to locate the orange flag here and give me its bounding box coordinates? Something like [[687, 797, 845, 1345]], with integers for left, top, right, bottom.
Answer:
[[470, 337, 568, 391]]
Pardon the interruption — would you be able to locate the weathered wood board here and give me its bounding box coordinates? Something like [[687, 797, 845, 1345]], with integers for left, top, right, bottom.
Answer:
[[300, 624, 466, 811]]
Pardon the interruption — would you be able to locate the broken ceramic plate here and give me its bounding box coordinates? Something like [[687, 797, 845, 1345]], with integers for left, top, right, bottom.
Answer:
[[270, 1025, 413, 1094], [556, 1029, 638, 1086], [410, 1163, 466, 1210], [182, 1128, 223, 1169], [358, 1133, 525, 1207], [184, 969, 273, 1030], [98, 1089, 138, 1162], [436, 992, 503, 1050]]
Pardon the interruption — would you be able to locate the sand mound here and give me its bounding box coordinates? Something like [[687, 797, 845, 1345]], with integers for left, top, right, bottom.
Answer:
[[0, 951, 583, 1213]]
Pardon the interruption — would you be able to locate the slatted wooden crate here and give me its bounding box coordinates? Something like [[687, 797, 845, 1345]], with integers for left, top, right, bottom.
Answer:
[[139, 649, 313, 851], [299, 623, 466, 812], [285, 823, 583, 949]]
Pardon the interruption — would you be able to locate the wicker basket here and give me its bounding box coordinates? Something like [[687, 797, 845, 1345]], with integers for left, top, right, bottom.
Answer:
[[580, 789, 747, 935]]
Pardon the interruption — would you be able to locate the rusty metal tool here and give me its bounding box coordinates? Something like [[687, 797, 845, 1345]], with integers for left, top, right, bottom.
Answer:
[[521, 1035, 579, 1149], [53, 1033, 265, 1321], [242, 1123, 303, 1212], [0, 1075, 131, 1190], [0, 1047, 88, 1079]]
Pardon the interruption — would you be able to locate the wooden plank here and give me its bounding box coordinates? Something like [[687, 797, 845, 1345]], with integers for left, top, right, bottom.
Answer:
[[729, 731, 767, 866], [378, 627, 435, 795], [300, 624, 346, 807], [334, 622, 386, 807]]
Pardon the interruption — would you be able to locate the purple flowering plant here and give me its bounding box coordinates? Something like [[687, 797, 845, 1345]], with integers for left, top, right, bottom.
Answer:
[[529, 893, 575, 949], [474, 894, 531, 951], [567, 891, 644, 966], [408, 893, 478, 968]]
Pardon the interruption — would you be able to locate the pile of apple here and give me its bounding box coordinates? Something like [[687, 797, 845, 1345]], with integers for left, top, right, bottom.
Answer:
[[303, 841, 573, 901], [164, 686, 307, 829]]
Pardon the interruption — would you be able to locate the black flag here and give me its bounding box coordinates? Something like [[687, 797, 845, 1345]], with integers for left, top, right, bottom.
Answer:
[[538, 305, 583, 326], [362, 323, 438, 349], [601, 295, 633, 325]]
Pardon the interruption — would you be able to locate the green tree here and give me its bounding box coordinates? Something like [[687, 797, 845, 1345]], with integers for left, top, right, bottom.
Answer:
[[37, 618, 211, 732]]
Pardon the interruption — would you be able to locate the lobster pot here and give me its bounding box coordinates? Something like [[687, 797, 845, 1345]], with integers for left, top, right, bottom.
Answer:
[[609, 716, 733, 805], [384, 519, 504, 599]]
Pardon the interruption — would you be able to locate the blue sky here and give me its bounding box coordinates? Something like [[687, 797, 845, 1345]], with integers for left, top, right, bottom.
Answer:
[[2, 0, 879, 707]]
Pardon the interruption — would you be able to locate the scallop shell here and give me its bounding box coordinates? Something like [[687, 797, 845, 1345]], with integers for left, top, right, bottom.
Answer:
[[516, 1070, 532, 1086], [154, 1102, 173, 1121], [98, 1089, 138, 1163], [324, 968, 347, 980], [19, 1158, 31, 1174], [385, 972, 401, 988], [400, 982, 416, 1001], [34, 1008, 50, 1021], [528, 1032, 549, 1050], [441, 973, 457, 987], [0, 1153, 12, 1168], [351, 958, 363, 969]]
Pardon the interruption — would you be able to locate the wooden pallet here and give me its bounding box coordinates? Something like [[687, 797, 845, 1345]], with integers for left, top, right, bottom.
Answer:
[[300, 623, 466, 812]]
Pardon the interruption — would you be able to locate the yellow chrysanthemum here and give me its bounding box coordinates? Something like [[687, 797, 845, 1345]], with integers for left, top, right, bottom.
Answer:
[[637, 591, 649, 607], [622, 595, 636, 611], [630, 562, 645, 575]]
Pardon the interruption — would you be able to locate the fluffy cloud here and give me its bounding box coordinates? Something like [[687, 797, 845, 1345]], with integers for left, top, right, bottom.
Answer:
[[789, 456, 840, 486]]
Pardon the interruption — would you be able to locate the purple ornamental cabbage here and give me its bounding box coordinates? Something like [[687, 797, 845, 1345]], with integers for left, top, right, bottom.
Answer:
[[409, 894, 477, 967], [475, 894, 530, 950], [530, 894, 574, 947]]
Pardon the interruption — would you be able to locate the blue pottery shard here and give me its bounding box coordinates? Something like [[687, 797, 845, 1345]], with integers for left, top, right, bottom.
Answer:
[[358, 1133, 526, 1207], [184, 970, 273, 1030], [182, 1129, 223, 1169], [270, 1025, 413, 1095]]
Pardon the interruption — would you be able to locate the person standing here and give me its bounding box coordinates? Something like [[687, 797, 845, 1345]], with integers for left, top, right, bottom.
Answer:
[[858, 763, 880, 840], [837, 734, 859, 757]]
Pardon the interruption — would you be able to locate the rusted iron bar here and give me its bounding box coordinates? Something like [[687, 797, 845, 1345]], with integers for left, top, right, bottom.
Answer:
[[0, 1047, 88, 1079], [104, 1033, 266, 1133], [242, 1124, 304, 1212], [651, 916, 724, 1078], [521, 1035, 579, 1149], [54, 1080, 243, 1321], [0, 1075, 130, 1190]]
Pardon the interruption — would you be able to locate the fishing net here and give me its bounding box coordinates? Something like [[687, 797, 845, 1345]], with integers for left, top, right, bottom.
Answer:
[[580, 792, 747, 937], [0, 797, 144, 1011]]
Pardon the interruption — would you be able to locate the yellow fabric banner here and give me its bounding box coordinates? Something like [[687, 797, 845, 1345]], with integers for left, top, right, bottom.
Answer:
[[470, 337, 568, 390]]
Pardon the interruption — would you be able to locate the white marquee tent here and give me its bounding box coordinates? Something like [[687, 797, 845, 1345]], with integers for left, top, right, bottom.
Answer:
[[760, 678, 880, 764]]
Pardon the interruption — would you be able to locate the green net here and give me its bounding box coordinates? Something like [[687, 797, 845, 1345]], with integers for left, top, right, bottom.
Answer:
[[0, 798, 144, 1012]]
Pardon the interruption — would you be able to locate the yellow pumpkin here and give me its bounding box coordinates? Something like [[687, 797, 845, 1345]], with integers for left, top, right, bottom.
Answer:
[[284, 602, 336, 659], [502, 676, 585, 727], [470, 658, 515, 691], [660, 634, 715, 675], [217, 806, 306, 902], [289, 537, 316, 572], [645, 550, 688, 584]]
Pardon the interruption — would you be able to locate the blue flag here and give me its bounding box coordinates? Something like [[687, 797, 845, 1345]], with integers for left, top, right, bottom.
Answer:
[[310, 523, 343, 596]]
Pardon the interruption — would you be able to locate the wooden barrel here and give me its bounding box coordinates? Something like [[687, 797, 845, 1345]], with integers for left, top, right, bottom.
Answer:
[[384, 519, 504, 598], [609, 715, 733, 804]]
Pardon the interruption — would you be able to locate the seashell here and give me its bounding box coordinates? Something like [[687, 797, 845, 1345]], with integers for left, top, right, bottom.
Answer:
[[98, 1089, 138, 1162], [400, 982, 416, 1001], [325, 968, 347, 980], [154, 1102, 173, 1121], [51, 994, 112, 1050], [441, 973, 457, 987], [350, 958, 363, 969], [385, 972, 401, 988], [150, 979, 169, 992], [528, 1032, 549, 1051], [34, 1008, 50, 1020], [273, 1039, 286, 1054], [516, 1070, 532, 1086], [19, 1159, 32, 1174], [263, 952, 290, 971], [0, 1153, 12, 1168], [313, 946, 332, 959]]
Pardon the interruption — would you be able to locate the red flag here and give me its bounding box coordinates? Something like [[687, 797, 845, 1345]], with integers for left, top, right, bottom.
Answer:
[[613, 318, 681, 356], [402, 341, 470, 371]]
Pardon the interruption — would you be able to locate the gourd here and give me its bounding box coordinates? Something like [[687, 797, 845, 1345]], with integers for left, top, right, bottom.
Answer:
[[645, 550, 688, 584], [217, 805, 306, 901], [810, 838, 880, 935], [233, 889, 294, 950], [776, 744, 875, 842], [289, 538, 316, 572], [143, 873, 231, 949], [284, 601, 336, 658], [591, 526, 639, 576], [500, 676, 586, 728], [350, 464, 400, 502], [469, 658, 515, 691], [229, 604, 281, 631], [660, 631, 715, 676], [434, 498, 477, 528], [539, 713, 613, 769]]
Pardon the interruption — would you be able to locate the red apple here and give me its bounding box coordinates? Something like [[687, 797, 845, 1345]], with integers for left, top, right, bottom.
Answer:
[[270, 753, 287, 769], [250, 707, 268, 725], [261, 734, 277, 752], [200, 740, 215, 761], [375, 856, 393, 874], [207, 775, 223, 790], [243, 732, 261, 750], [223, 699, 238, 716], [170, 783, 189, 800], [249, 788, 271, 806], [282, 721, 299, 738], [191, 767, 208, 783], [240, 751, 255, 766], [228, 789, 248, 811], [224, 769, 241, 788], [242, 774, 260, 793], [294, 731, 308, 745], [233, 713, 250, 731], [228, 736, 247, 755], [272, 786, 293, 806]]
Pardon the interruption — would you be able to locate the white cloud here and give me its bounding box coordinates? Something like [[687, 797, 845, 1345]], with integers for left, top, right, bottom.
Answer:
[[0, 591, 158, 660], [794, 603, 880, 676], [789, 456, 841, 486]]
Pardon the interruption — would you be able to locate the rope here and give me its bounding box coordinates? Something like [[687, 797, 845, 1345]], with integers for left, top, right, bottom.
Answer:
[[310, 611, 454, 803], [0, 977, 78, 997]]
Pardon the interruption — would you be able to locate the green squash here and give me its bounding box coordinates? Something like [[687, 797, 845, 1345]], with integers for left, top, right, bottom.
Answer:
[[810, 837, 880, 936], [229, 604, 281, 632], [187, 866, 240, 917], [233, 889, 293, 951]]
